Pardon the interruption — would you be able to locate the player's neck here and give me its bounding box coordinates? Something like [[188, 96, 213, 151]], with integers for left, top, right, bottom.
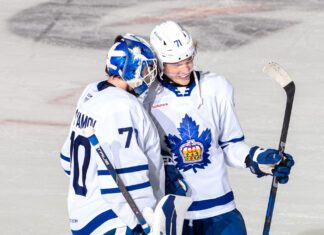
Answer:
[[107, 76, 130, 91]]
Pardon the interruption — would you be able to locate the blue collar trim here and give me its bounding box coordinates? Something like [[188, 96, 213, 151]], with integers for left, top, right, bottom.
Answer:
[[97, 80, 114, 91], [158, 71, 200, 97]]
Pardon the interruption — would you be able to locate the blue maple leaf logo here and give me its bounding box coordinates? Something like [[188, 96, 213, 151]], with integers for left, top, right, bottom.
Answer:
[[165, 114, 211, 173]]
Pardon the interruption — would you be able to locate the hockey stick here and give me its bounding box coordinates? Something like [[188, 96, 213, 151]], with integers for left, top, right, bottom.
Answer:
[[262, 62, 295, 235], [83, 127, 150, 235], [83, 127, 192, 235]]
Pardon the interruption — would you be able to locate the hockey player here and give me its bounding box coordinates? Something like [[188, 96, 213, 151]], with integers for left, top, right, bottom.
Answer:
[[60, 34, 164, 235], [144, 21, 295, 235]]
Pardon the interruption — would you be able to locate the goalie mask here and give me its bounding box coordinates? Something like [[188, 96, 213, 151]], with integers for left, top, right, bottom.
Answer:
[[106, 33, 157, 96], [150, 21, 196, 71]]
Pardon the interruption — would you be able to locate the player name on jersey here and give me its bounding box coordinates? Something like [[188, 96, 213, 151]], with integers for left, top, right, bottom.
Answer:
[[73, 109, 97, 129]]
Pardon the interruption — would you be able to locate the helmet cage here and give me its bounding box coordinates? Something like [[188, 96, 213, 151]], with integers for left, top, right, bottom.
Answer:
[[106, 33, 157, 95]]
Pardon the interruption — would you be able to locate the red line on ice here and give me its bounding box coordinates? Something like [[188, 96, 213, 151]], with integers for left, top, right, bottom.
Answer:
[[111, 4, 270, 26], [1, 119, 68, 127]]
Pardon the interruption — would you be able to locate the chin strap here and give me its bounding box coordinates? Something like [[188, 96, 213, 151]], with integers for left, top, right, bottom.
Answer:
[[193, 71, 203, 108]]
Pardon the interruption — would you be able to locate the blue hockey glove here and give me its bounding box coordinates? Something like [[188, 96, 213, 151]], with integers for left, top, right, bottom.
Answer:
[[247, 146, 295, 184], [273, 153, 294, 184], [165, 165, 188, 196]]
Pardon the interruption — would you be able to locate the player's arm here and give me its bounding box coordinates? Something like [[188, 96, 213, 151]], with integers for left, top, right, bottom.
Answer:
[[60, 94, 88, 177], [142, 110, 165, 201], [218, 82, 294, 183], [218, 84, 250, 168], [92, 110, 150, 229], [60, 130, 72, 177]]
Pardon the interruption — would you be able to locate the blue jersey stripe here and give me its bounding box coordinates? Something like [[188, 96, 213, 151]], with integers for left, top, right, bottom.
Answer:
[[101, 181, 151, 194], [218, 136, 245, 148], [64, 170, 70, 175], [98, 164, 149, 175], [60, 153, 70, 162], [188, 191, 234, 211], [71, 209, 117, 235]]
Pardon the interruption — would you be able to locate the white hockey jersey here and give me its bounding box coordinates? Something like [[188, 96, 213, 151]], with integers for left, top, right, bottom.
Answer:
[[143, 71, 250, 220], [60, 80, 164, 234]]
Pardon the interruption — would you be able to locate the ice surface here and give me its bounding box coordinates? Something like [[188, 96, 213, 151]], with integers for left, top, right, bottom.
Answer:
[[1, 0, 324, 234]]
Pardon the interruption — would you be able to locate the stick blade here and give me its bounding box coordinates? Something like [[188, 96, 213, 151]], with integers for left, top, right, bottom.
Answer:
[[263, 62, 293, 88]]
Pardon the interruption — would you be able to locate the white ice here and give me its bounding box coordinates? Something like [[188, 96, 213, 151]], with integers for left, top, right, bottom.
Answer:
[[0, 0, 323, 234]]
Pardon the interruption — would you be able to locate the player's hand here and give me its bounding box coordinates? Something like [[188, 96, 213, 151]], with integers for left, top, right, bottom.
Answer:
[[272, 154, 294, 184], [165, 165, 188, 195], [247, 146, 295, 184]]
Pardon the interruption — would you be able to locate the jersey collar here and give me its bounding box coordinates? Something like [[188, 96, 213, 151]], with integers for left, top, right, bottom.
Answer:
[[97, 80, 115, 91], [158, 71, 200, 97]]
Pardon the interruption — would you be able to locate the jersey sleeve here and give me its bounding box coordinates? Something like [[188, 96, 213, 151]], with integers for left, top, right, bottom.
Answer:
[[142, 108, 165, 202], [59, 84, 95, 177], [60, 120, 74, 177], [92, 101, 165, 228], [218, 84, 250, 168]]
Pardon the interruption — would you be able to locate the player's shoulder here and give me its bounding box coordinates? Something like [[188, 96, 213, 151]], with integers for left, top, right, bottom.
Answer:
[[199, 71, 234, 97], [80, 81, 141, 113], [105, 87, 140, 106], [98, 85, 140, 109], [200, 71, 233, 89], [143, 79, 164, 105]]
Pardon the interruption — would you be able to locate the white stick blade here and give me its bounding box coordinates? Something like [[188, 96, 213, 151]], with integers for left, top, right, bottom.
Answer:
[[263, 62, 293, 87]]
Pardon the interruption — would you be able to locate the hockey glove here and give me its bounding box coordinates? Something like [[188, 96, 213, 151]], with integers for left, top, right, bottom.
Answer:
[[165, 165, 188, 196], [247, 146, 295, 184]]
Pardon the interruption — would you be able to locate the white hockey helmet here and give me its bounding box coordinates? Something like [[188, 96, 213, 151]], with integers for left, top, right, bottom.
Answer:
[[150, 21, 196, 70]]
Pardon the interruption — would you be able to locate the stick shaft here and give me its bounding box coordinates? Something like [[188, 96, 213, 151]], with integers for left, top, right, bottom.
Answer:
[[263, 81, 295, 235], [88, 133, 150, 234]]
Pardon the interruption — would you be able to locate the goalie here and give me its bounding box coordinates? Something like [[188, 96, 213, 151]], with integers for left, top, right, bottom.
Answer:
[[60, 34, 165, 234]]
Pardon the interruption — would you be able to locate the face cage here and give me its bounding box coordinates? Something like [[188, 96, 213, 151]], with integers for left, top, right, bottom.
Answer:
[[141, 59, 157, 87], [124, 58, 157, 89]]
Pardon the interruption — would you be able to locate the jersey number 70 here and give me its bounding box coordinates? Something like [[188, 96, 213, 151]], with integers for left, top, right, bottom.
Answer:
[[69, 127, 138, 196]]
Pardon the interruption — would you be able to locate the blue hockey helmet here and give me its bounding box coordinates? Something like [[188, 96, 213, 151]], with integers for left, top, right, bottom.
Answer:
[[106, 33, 157, 96]]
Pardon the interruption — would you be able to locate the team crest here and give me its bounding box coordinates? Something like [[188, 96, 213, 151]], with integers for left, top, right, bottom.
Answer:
[[165, 114, 211, 173]]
